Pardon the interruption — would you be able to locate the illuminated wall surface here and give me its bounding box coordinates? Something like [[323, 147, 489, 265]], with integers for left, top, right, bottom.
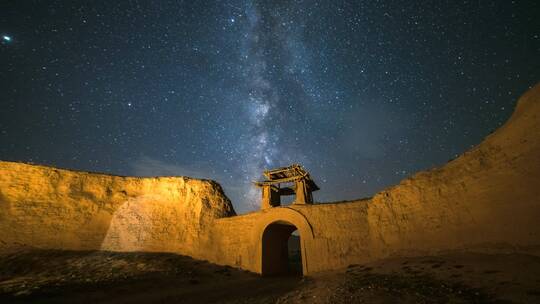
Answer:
[[1, 84, 539, 275]]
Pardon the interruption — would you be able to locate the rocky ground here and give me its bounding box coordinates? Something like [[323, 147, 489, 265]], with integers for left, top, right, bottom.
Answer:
[[1, 248, 539, 303], [0, 248, 298, 303], [278, 252, 540, 304]]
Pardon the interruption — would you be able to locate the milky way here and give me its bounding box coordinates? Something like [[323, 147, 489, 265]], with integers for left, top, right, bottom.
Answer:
[[1, 1, 539, 213], [236, 2, 313, 208]]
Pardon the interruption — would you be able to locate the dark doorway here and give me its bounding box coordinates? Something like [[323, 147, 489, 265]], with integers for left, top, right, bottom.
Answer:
[[287, 230, 302, 274], [261, 221, 303, 276]]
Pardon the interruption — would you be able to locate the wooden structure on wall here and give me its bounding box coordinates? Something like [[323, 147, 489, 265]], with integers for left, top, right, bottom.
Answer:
[[254, 164, 319, 209]]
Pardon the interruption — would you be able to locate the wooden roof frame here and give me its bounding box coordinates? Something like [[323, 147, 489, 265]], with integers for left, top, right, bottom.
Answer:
[[254, 164, 319, 191]]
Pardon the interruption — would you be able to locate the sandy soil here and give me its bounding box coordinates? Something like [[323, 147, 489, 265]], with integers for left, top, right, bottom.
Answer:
[[1, 249, 539, 303]]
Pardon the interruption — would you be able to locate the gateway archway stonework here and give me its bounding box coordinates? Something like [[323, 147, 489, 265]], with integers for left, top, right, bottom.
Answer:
[[255, 207, 314, 275]]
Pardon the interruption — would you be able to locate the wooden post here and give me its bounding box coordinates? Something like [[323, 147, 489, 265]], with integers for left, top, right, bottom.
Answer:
[[261, 185, 281, 209], [294, 180, 313, 205]]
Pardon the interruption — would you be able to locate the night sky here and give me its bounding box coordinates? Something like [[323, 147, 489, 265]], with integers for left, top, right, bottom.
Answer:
[[1, 1, 539, 213]]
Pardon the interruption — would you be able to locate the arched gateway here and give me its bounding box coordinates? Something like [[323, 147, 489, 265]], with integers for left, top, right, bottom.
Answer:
[[252, 164, 317, 275], [262, 221, 300, 275], [253, 207, 315, 275]]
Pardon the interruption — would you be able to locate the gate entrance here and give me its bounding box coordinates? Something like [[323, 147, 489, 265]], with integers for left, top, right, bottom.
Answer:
[[261, 221, 303, 276]]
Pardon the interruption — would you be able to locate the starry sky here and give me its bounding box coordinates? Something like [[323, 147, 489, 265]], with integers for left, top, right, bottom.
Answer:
[[1, 1, 539, 213]]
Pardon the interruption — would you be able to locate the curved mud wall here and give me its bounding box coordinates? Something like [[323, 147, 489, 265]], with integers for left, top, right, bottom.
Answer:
[[1, 84, 539, 275], [0, 163, 235, 259], [363, 82, 540, 258], [204, 83, 540, 274]]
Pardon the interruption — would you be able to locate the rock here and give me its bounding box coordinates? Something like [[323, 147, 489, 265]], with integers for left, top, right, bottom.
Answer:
[[14, 289, 31, 297]]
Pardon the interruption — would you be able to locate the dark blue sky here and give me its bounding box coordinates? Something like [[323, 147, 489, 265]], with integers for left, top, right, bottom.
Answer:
[[1, 1, 539, 213]]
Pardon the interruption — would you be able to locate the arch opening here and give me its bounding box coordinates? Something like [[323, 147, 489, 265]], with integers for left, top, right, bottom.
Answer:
[[261, 221, 303, 276]]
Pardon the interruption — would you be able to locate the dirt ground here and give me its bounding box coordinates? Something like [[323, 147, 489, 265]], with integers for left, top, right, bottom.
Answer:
[[1, 248, 539, 303], [278, 252, 540, 304]]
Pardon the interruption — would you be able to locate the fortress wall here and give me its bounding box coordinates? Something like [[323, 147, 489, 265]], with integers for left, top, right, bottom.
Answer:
[[204, 84, 540, 274], [0, 161, 235, 258], [286, 203, 372, 273], [297, 84, 539, 272], [205, 213, 262, 271], [0, 84, 538, 276], [201, 202, 373, 274], [363, 83, 540, 258], [293, 84, 539, 272]]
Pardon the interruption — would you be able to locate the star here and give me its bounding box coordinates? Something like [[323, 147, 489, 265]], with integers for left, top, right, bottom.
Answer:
[[1, 1, 538, 214]]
